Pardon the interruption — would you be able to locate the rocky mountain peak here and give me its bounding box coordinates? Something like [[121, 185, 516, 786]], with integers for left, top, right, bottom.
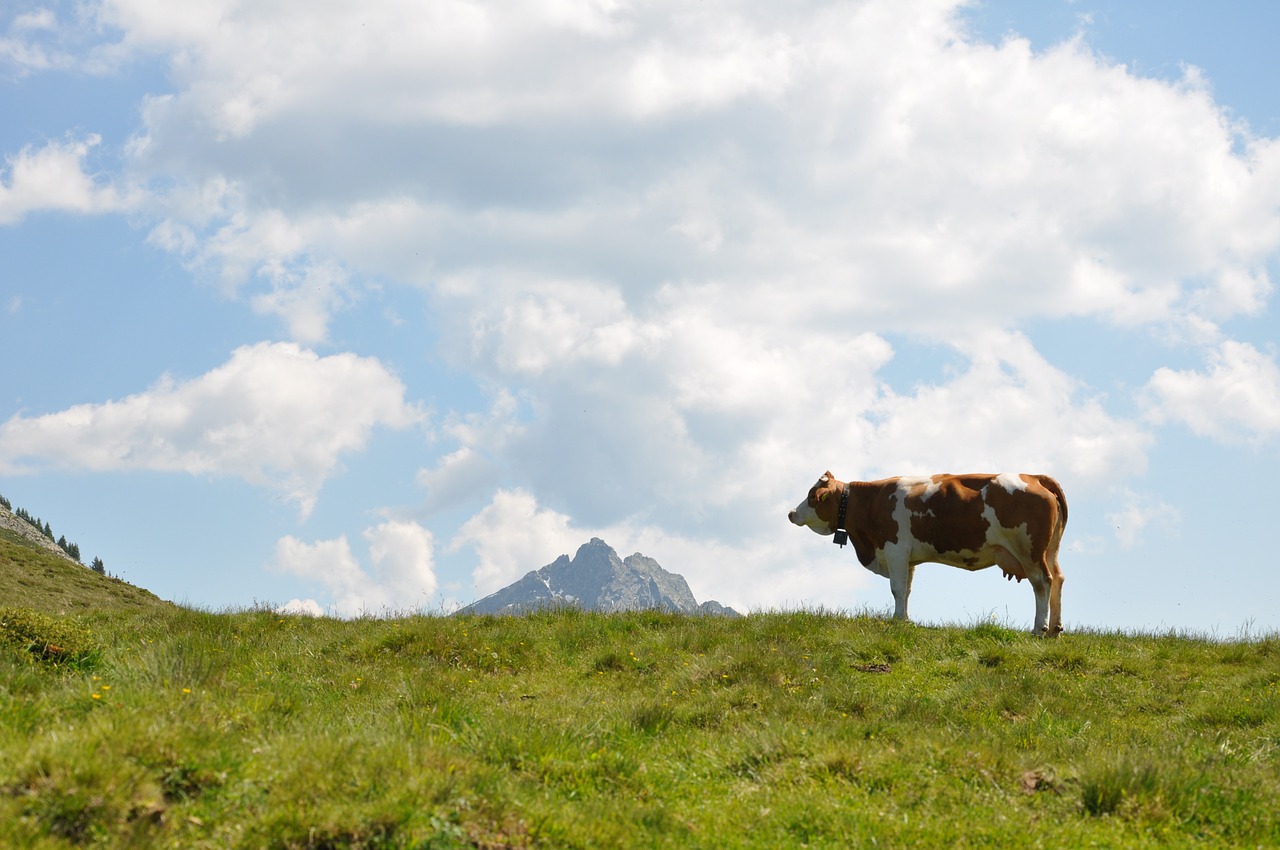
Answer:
[[458, 539, 740, 617]]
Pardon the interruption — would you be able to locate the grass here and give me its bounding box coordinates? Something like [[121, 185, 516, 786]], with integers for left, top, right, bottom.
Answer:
[[0, 527, 172, 614], [1, 601, 1278, 849]]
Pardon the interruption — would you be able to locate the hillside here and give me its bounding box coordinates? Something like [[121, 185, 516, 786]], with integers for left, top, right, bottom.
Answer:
[[0, 518, 172, 613], [2, 503, 1277, 848], [2, 604, 1278, 848]]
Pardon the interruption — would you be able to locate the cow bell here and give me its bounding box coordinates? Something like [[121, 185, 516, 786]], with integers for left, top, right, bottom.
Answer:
[[829, 481, 849, 547], [833, 483, 851, 547]]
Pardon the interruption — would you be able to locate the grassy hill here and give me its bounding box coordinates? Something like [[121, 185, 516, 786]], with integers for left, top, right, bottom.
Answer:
[[0, 525, 173, 614], [2, 586, 1278, 848]]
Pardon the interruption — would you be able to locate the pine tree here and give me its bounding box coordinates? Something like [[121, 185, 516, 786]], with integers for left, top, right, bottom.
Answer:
[[42, 520, 52, 540], [91, 557, 105, 575]]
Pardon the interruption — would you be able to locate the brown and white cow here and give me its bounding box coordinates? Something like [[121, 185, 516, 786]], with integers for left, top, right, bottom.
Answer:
[[789, 472, 1067, 634]]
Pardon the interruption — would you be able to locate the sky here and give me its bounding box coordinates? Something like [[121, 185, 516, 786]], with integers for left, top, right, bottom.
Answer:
[[2, 0, 1279, 634]]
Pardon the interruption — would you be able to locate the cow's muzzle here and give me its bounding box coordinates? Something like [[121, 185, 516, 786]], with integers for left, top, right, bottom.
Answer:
[[789, 501, 833, 535]]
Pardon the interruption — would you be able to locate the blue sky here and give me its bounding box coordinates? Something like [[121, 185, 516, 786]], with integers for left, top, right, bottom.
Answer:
[[3, 0, 1279, 633]]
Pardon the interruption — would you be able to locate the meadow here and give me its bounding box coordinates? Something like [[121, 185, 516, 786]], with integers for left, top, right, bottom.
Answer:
[[2, 530, 1279, 848]]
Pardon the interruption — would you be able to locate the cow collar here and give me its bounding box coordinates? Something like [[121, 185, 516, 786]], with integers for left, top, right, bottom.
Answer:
[[832, 483, 850, 547]]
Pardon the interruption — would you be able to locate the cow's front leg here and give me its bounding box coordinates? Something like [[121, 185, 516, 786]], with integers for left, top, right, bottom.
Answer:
[[886, 559, 914, 620]]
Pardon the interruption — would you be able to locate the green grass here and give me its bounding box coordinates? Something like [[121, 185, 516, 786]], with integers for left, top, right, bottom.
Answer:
[[2, 603, 1278, 849]]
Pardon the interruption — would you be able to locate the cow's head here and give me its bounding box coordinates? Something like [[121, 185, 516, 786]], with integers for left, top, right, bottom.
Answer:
[[788, 471, 844, 535]]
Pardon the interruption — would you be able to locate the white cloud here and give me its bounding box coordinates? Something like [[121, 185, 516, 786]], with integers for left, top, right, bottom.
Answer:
[[13, 9, 57, 33], [414, 388, 528, 515], [99, 0, 1280, 350], [416, 447, 498, 515], [1106, 489, 1180, 549], [0, 135, 131, 224], [0, 342, 425, 516], [441, 293, 1147, 544], [104, 0, 805, 137], [865, 331, 1151, 481], [451, 489, 578, 596], [460, 274, 653, 375], [98, 0, 227, 53], [365, 519, 439, 603], [1145, 340, 1280, 443], [277, 597, 324, 616], [620, 14, 797, 118], [271, 520, 438, 617], [0, 8, 71, 73], [271, 534, 363, 606], [248, 259, 354, 346]]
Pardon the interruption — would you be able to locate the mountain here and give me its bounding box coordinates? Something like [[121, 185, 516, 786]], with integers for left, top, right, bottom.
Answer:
[[458, 538, 741, 617]]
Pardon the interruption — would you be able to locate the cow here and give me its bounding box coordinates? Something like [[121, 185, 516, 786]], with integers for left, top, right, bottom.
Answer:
[[789, 472, 1067, 635]]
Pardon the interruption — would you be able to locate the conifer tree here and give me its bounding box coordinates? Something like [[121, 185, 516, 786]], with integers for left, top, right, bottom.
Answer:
[[91, 557, 105, 575]]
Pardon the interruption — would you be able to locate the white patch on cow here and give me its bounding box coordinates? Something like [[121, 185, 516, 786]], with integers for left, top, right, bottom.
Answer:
[[895, 476, 930, 487], [994, 472, 1027, 494], [977, 501, 1039, 581], [981, 502, 1032, 558], [788, 497, 833, 535], [885, 491, 917, 561], [895, 475, 932, 495], [895, 476, 940, 521]]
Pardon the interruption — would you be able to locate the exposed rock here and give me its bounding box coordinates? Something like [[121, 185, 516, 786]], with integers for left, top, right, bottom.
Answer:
[[696, 600, 739, 617], [0, 504, 79, 564], [458, 538, 740, 617]]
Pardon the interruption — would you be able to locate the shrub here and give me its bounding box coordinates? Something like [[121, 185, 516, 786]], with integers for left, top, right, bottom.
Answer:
[[0, 607, 101, 670]]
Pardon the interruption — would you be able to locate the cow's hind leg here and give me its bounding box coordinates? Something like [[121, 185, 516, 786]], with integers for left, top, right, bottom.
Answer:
[[1047, 555, 1065, 636]]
